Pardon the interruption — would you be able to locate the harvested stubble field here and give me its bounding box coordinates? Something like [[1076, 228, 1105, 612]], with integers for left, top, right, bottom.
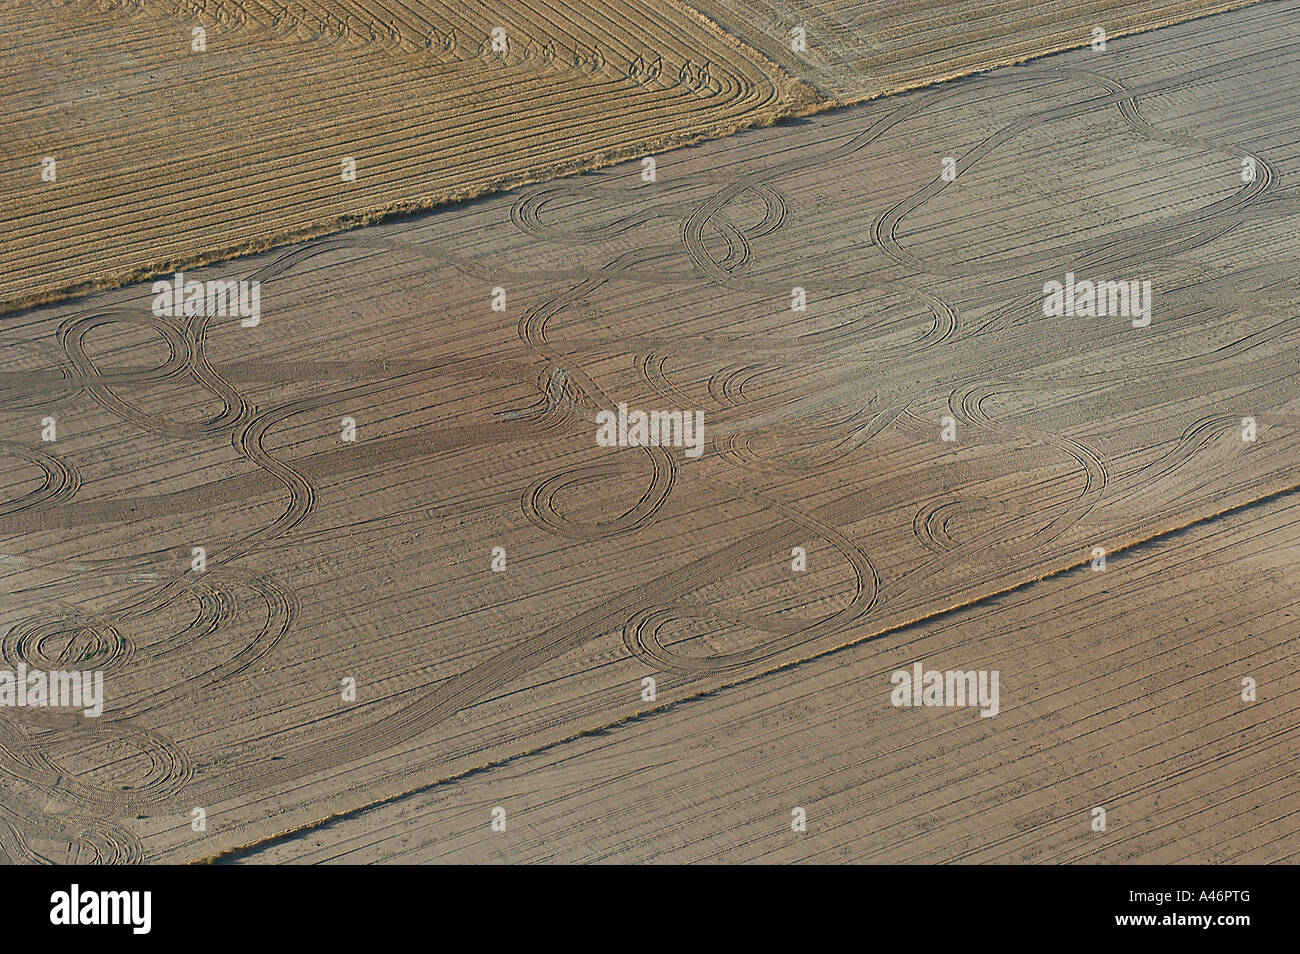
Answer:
[[3, 0, 813, 312], [1, 0, 1298, 864], [689, 0, 1263, 100], [1, 0, 1257, 314]]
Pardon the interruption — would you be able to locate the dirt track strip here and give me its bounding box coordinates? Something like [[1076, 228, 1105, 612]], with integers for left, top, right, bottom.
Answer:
[[1, 1, 1297, 862]]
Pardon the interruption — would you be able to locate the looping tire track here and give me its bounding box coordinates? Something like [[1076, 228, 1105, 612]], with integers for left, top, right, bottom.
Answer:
[[9, 26, 1299, 859], [872, 64, 1279, 283], [0, 440, 81, 515], [622, 473, 880, 673]]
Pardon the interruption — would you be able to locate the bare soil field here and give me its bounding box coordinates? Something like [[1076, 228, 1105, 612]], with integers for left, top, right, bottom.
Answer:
[[1, 0, 1257, 313], [231, 490, 1300, 864], [1, 1, 1297, 864]]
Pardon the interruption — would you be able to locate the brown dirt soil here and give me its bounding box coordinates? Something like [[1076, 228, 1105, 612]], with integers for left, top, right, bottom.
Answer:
[[0, 1, 1295, 864]]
